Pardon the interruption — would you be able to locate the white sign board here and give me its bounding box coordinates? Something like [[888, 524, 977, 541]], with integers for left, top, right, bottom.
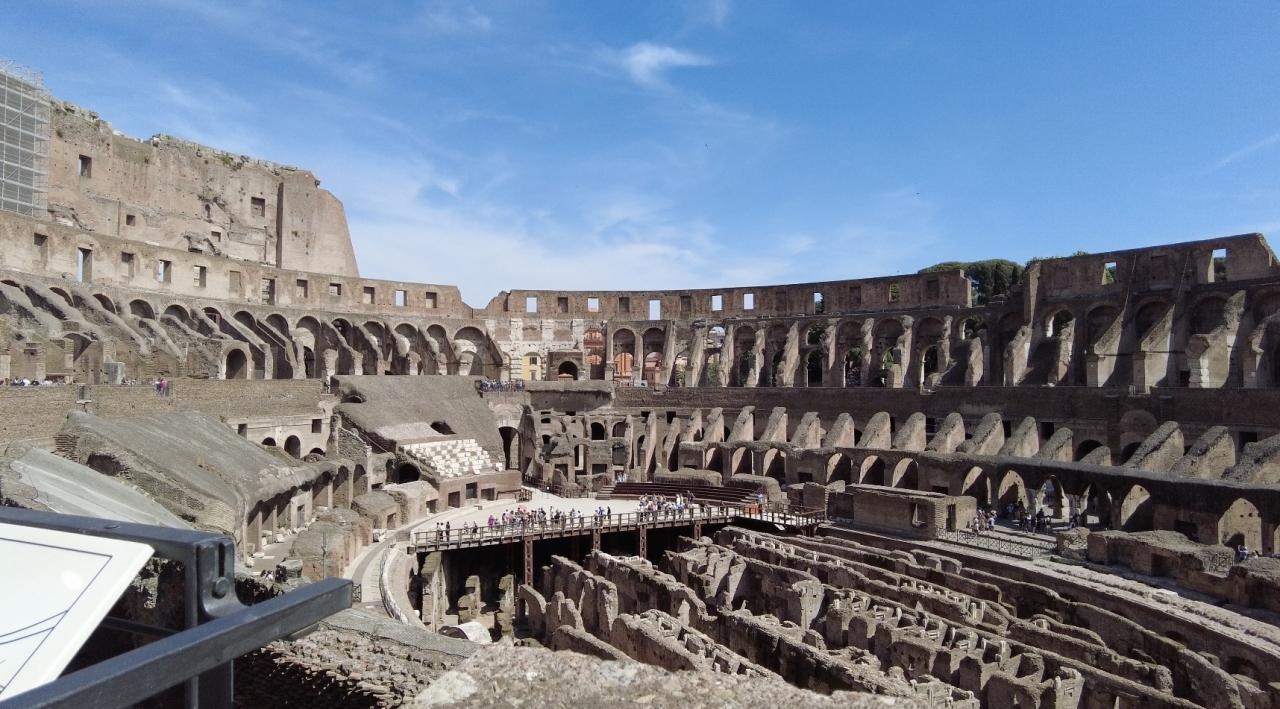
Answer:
[[0, 522, 153, 701]]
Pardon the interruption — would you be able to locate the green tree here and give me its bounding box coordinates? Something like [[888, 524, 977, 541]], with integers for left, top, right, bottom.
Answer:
[[919, 259, 1024, 305]]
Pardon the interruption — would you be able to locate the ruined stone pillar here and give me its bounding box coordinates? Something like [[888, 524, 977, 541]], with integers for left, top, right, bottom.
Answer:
[[720, 323, 735, 388]]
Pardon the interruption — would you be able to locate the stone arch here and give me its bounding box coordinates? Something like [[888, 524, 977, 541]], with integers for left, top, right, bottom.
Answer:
[[590, 422, 606, 440], [762, 448, 786, 483], [730, 446, 753, 476], [557, 360, 579, 381], [805, 349, 825, 386], [705, 446, 723, 472], [1134, 300, 1170, 340], [454, 326, 499, 377], [642, 328, 665, 386], [584, 327, 606, 380], [1081, 483, 1113, 527], [1219, 497, 1262, 550], [1118, 484, 1153, 531], [860, 456, 885, 486], [262, 437, 277, 448], [612, 421, 626, 438], [1035, 475, 1066, 520], [498, 426, 517, 468], [225, 349, 249, 380], [395, 462, 422, 484], [997, 470, 1028, 510], [612, 328, 636, 382], [961, 466, 990, 505], [1190, 295, 1228, 335], [1074, 439, 1105, 461], [827, 453, 853, 485], [731, 326, 757, 387], [891, 459, 918, 489], [284, 436, 301, 458], [129, 299, 156, 319], [93, 293, 117, 313]]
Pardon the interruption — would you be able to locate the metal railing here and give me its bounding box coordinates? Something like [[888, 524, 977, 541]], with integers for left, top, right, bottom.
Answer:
[[0, 507, 351, 709], [410, 505, 826, 551]]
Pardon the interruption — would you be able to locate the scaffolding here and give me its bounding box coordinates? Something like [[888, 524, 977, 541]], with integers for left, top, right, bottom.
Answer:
[[0, 59, 51, 218]]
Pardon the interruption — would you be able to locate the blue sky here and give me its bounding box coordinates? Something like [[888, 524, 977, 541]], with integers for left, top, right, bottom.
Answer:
[[5, 1, 1280, 304]]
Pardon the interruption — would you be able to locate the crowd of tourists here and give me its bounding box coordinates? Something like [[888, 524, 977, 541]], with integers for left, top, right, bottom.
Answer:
[[1, 377, 64, 386], [969, 502, 1062, 536], [476, 378, 524, 393]]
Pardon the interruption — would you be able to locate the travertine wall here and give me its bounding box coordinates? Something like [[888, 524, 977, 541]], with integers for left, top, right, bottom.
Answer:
[[47, 103, 359, 277]]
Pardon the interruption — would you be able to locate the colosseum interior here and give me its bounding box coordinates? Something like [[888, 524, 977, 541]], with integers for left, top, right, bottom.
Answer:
[[5, 60, 1280, 709]]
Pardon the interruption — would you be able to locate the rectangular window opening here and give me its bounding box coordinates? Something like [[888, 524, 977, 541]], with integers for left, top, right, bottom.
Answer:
[[587, 297, 600, 312], [76, 247, 92, 283], [77, 155, 92, 178], [618, 296, 630, 313], [395, 289, 407, 307], [125, 214, 136, 227], [296, 279, 309, 299], [1102, 261, 1118, 285], [250, 196, 266, 217], [193, 265, 207, 288], [888, 283, 901, 303], [557, 296, 569, 314], [424, 291, 438, 308], [680, 295, 692, 313], [648, 299, 661, 320], [813, 291, 825, 314], [1212, 248, 1228, 282], [156, 259, 171, 284], [261, 278, 276, 305], [711, 294, 723, 311], [328, 282, 342, 297], [743, 293, 755, 310], [311, 418, 323, 434], [526, 296, 538, 313], [362, 286, 375, 305], [120, 252, 135, 278]]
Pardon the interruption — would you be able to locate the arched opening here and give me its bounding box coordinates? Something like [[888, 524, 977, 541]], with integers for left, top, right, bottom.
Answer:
[[1074, 439, 1105, 461], [1119, 441, 1142, 464], [827, 453, 853, 485], [431, 421, 455, 435], [763, 449, 786, 483], [584, 327, 606, 380], [396, 463, 422, 484], [961, 466, 989, 505], [284, 436, 301, 458], [730, 447, 753, 476], [557, 360, 579, 381], [860, 456, 885, 486], [891, 459, 918, 489], [307, 448, 326, 459], [843, 346, 863, 387], [1219, 497, 1261, 551], [805, 350, 825, 387], [705, 447, 723, 472], [93, 293, 117, 313], [997, 470, 1028, 512], [499, 426, 518, 469], [262, 437, 277, 448], [1081, 484, 1113, 528], [1035, 477, 1066, 521], [129, 299, 155, 320], [612, 328, 635, 383], [922, 346, 939, 376], [1118, 484, 1153, 532], [612, 421, 626, 438], [1048, 309, 1074, 337], [353, 465, 368, 495], [590, 422, 606, 440], [225, 349, 249, 380]]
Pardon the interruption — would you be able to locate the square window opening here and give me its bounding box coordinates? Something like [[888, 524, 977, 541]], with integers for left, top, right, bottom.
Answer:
[[329, 282, 342, 297], [250, 196, 266, 217], [587, 297, 600, 312], [125, 214, 136, 226], [424, 291, 438, 308]]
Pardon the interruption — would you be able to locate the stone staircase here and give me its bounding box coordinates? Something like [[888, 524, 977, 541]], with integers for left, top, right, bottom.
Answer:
[[404, 439, 498, 479]]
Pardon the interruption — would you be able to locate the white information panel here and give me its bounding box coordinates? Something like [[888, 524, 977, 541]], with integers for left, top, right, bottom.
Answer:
[[0, 522, 153, 701]]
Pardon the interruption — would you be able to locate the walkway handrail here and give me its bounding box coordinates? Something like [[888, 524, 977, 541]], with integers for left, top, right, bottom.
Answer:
[[410, 504, 827, 550]]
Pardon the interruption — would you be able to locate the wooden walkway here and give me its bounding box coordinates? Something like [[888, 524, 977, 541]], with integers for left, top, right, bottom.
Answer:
[[409, 506, 826, 581]]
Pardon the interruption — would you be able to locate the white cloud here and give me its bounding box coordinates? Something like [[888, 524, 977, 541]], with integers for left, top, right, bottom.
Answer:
[[418, 1, 492, 34], [1210, 131, 1280, 172], [608, 42, 715, 89], [706, 0, 732, 28]]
